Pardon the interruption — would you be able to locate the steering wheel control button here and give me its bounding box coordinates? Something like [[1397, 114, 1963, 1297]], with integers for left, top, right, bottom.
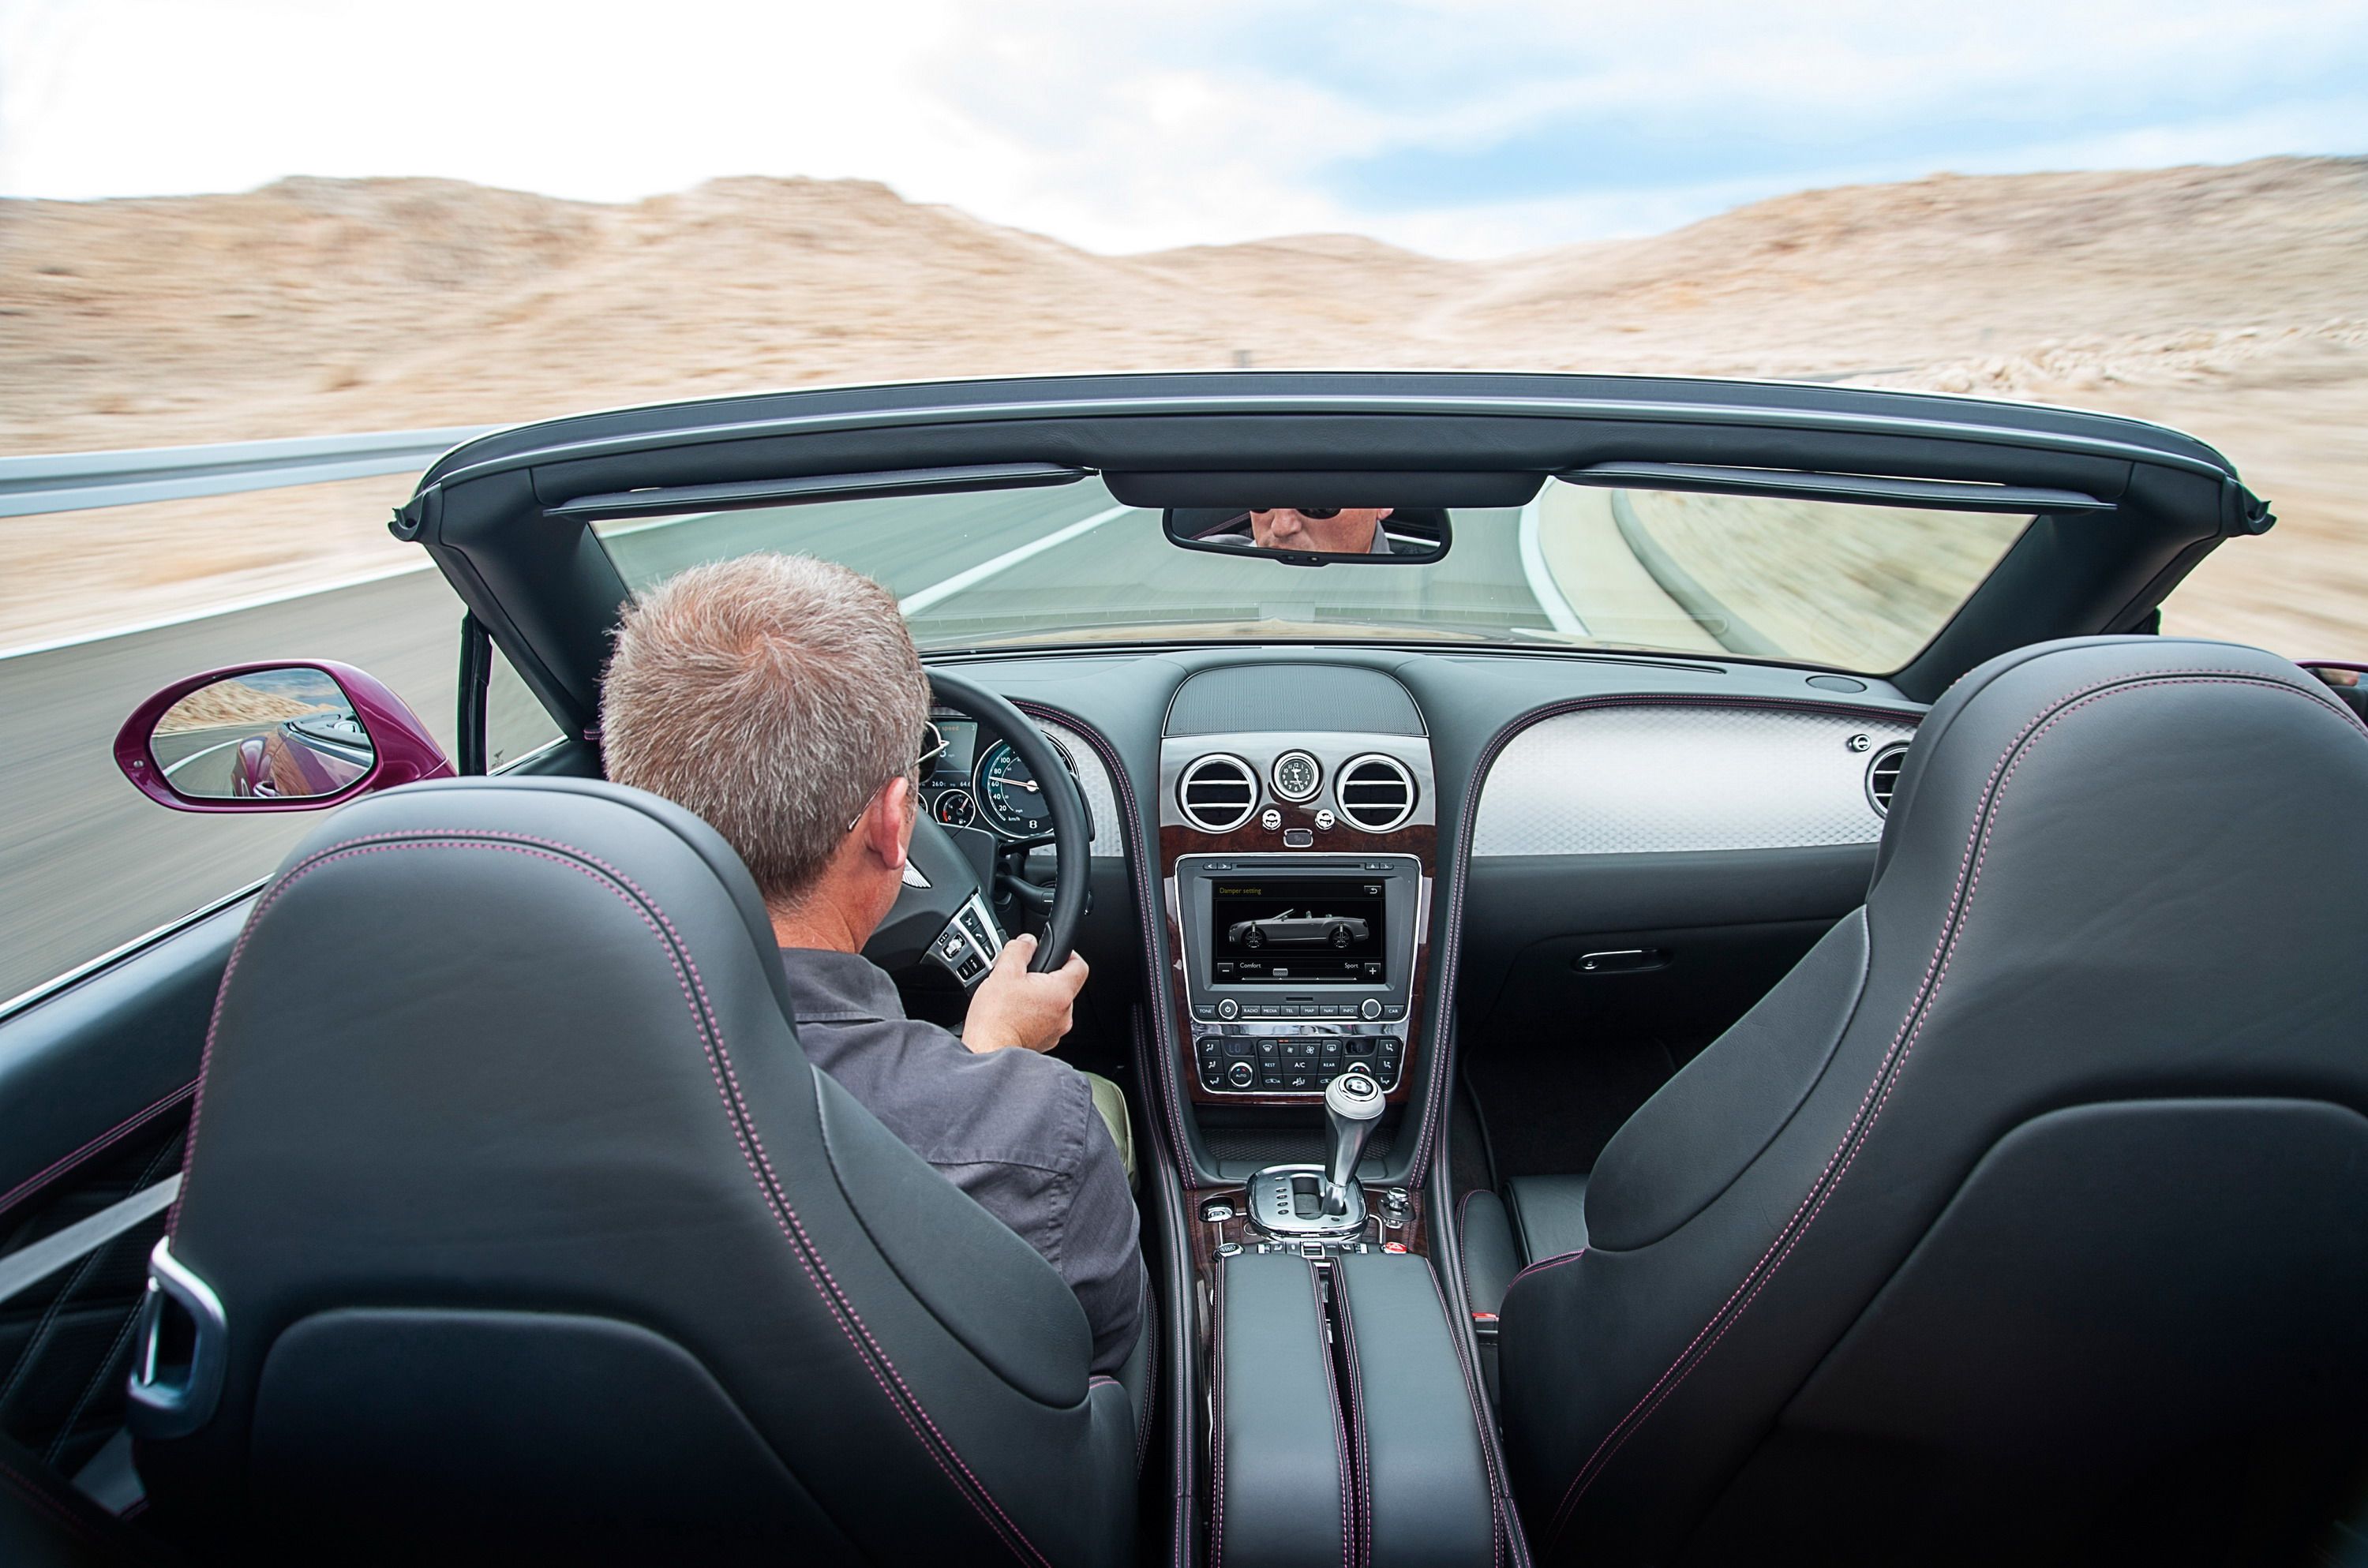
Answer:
[[1360, 997, 1384, 1020], [1216, 997, 1239, 1020]]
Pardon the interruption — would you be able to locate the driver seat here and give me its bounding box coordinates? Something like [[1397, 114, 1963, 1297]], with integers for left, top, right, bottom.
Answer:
[[126, 777, 1139, 1564]]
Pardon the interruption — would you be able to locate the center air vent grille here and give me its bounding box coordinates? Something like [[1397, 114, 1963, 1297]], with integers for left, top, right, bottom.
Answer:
[[1177, 754, 1259, 833], [1334, 754, 1417, 833], [1866, 742, 1911, 815]]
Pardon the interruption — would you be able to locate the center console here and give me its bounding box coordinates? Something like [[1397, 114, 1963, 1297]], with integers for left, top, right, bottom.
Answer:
[[1175, 853, 1422, 1098], [1148, 668, 1513, 1564]]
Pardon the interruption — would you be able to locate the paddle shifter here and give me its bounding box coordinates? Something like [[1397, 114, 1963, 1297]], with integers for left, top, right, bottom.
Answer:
[[1321, 1070, 1386, 1215]]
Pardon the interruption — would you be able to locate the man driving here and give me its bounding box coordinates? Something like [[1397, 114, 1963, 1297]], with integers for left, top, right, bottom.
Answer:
[[1246, 506, 1396, 553], [599, 553, 1145, 1372]]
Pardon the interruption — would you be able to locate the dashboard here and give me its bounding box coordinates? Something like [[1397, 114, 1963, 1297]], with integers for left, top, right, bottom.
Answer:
[[919, 644, 1926, 1189]]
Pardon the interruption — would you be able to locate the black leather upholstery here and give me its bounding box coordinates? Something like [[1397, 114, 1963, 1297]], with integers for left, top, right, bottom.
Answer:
[[1332, 1253, 1500, 1567], [1213, 1252, 1350, 1568], [130, 777, 1137, 1563], [1460, 1177, 1588, 1319], [1505, 1176, 1589, 1267], [1457, 1189, 1520, 1317], [1497, 638, 2368, 1565], [0, 1432, 167, 1566], [1215, 1251, 1504, 1568]]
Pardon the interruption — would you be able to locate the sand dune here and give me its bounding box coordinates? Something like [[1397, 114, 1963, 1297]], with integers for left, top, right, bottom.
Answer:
[[2, 156, 2362, 655]]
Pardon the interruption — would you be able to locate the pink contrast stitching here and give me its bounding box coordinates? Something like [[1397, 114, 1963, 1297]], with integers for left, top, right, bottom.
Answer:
[[179, 831, 1047, 1566], [1507, 1248, 1587, 1289], [1015, 700, 1201, 1190], [1310, 1259, 1352, 1568], [1420, 1256, 1512, 1568], [1333, 1262, 1371, 1568], [1212, 1252, 1230, 1568], [0, 1079, 194, 1221], [1545, 668, 2356, 1542], [1411, 692, 1914, 1181]]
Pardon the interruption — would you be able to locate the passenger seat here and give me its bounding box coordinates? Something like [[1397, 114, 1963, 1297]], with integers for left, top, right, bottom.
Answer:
[[1462, 1175, 1591, 1318]]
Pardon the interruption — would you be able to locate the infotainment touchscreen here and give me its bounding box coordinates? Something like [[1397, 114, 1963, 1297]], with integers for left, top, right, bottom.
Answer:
[[1209, 877, 1388, 984]]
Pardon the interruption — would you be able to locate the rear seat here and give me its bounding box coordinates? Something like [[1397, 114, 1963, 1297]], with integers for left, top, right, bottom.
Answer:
[[1460, 1174, 1591, 1318]]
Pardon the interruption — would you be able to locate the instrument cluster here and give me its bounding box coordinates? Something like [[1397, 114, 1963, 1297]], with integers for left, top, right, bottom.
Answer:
[[920, 710, 1083, 842]]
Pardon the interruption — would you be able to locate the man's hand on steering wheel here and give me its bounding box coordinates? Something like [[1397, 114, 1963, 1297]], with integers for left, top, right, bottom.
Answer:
[[963, 934, 1090, 1053]]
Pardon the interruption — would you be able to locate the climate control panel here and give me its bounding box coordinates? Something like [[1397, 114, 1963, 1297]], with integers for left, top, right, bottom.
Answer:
[[1192, 1026, 1405, 1096]]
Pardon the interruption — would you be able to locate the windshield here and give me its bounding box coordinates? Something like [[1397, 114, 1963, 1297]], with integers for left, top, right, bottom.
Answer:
[[593, 475, 2031, 675]]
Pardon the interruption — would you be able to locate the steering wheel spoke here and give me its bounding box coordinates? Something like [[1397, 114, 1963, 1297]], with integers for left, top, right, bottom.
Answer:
[[925, 892, 1006, 990]]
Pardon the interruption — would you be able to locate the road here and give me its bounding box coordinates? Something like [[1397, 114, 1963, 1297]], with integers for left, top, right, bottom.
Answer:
[[2, 485, 1605, 1002]]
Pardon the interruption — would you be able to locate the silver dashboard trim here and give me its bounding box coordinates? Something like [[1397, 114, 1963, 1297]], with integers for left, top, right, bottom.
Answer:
[[1472, 704, 1918, 855]]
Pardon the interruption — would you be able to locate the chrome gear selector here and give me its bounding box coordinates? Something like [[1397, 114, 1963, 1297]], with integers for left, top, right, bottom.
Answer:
[[1321, 1070, 1385, 1216]]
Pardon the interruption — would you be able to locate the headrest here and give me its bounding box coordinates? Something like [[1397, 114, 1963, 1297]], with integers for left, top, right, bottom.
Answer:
[[1875, 634, 2359, 890], [256, 775, 800, 1024], [1872, 634, 2368, 930]]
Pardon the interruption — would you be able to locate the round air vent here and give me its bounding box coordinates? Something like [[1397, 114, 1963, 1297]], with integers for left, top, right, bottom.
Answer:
[[1334, 753, 1417, 833], [1866, 742, 1911, 815], [1177, 754, 1259, 833]]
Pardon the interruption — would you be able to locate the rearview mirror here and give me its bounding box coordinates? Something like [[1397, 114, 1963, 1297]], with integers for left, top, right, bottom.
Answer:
[[1163, 506, 1451, 566], [116, 661, 454, 812]]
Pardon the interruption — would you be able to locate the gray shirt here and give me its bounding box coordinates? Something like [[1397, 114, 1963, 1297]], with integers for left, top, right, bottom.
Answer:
[[779, 947, 1146, 1372]]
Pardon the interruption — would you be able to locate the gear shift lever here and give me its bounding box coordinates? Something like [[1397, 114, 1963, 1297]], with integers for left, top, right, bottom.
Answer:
[[1321, 1071, 1385, 1215]]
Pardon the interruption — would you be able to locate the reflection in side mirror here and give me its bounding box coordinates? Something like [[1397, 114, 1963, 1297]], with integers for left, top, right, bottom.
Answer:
[[1163, 506, 1452, 566], [116, 660, 455, 814], [150, 668, 375, 801]]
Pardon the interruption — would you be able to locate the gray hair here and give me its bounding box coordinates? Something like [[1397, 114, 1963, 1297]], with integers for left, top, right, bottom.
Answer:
[[600, 552, 930, 907]]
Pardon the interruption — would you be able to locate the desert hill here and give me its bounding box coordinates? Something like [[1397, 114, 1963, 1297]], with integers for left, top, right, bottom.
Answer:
[[0, 155, 2362, 653]]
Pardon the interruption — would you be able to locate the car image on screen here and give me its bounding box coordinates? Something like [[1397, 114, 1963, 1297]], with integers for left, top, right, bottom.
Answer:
[[1224, 910, 1370, 949]]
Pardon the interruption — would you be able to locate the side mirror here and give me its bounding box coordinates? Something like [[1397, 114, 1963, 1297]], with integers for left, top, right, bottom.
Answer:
[[1163, 506, 1452, 566], [114, 661, 453, 813]]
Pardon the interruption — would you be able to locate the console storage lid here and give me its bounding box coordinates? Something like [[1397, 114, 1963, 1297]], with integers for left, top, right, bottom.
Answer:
[[1334, 1252, 1501, 1566], [1214, 1249, 1505, 1567], [1214, 1252, 1350, 1568]]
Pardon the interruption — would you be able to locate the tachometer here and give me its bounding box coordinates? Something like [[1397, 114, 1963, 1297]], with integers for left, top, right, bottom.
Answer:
[[974, 735, 1074, 839]]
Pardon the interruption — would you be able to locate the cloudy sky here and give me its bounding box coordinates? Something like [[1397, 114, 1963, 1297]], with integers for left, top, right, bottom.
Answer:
[[2, 0, 2362, 256]]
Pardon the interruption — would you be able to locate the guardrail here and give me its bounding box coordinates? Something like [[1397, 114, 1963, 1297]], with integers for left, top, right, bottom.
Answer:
[[0, 425, 500, 518]]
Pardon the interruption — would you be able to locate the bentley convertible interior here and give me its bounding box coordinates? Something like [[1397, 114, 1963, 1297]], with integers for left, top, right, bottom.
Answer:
[[4, 372, 2366, 1566]]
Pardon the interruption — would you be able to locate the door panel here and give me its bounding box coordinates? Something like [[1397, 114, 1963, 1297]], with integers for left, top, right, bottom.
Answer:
[[0, 899, 245, 1472]]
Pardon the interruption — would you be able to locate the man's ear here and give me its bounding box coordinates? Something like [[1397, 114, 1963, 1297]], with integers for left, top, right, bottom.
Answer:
[[864, 777, 914, 871]]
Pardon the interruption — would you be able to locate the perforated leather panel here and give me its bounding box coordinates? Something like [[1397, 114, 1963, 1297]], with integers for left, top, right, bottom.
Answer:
[[1036, 720, 1120, 857], [1473, 705, 1917, 856]]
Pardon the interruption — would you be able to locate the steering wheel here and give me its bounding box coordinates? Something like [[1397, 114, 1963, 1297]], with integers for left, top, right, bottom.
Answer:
[[862, 669, 1090, 986]]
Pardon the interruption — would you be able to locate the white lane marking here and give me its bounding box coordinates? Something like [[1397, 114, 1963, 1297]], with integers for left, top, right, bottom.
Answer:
[[0, 559, 437, 664], [160, 737, 245, 780], [1516, 494, 1591, 640], [897, 505, 1133, 616]]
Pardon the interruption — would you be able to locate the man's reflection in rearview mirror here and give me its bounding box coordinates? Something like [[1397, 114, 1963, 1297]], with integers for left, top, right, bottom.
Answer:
[[1203, 507, 1401, 555]]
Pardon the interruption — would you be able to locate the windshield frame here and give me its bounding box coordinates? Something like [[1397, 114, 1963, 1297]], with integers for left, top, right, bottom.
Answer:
[[398, 371, 2255, 733]]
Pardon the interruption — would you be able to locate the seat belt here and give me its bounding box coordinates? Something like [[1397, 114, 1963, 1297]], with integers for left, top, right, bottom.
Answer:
[[0, 1175, 180, 1307]]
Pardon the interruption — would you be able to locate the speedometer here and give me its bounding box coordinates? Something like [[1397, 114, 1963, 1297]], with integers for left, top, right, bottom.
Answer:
[[974, 735, 1075, 839]]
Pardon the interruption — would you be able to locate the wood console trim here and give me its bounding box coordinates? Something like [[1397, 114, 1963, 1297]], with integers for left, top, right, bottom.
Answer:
[[1186, 1184, 1429, 1279]]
